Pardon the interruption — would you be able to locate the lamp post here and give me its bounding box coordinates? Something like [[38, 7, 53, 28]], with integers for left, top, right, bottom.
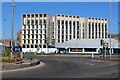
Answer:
[[109, 0, 112, 58], [4, 19, 6, 51], [10, 0, 15, 59]]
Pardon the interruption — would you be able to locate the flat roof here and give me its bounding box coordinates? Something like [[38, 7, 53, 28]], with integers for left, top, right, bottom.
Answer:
[[55, 38, 119, 48]]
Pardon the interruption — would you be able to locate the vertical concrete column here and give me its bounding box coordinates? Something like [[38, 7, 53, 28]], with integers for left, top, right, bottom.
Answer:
[[81, 22, 83, 39], [68, 18, 70, 40], [69, 48, 70, 53], [82, 48, 85, 52], [94, 18, 95, 39], [60, 16, 62, 43], [64, 19, 66, 42], [100, 20, 102, 39], [71, 17, 73, 39], [90, 19, 92, 39], [104, 20, 106, 39]]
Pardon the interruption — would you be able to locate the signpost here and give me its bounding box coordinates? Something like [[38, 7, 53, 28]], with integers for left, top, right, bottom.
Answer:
[[11, 46, 22, 58], [103, 43, 108, 58]]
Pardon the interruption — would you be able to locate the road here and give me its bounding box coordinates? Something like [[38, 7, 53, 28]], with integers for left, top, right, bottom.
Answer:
[[2, 54, 119, 78]]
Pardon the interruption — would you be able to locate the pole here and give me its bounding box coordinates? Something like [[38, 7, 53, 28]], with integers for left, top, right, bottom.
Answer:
[[105, 47, 106, 58], [109, 0, 112, 58], [11, 0, 15, 59], [4, 19, 6, 51]]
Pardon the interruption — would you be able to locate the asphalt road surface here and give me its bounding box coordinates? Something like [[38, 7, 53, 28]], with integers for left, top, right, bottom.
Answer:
[[2, 54, 119, 78]]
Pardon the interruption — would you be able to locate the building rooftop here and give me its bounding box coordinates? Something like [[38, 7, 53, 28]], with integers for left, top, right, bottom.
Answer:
[[55, 38, 119, 48]]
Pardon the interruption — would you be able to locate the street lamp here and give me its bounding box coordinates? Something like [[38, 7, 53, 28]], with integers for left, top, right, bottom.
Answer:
[[10, 0, 15, 59], [109, 0, 112, 58], [4, 19, 6, 51]]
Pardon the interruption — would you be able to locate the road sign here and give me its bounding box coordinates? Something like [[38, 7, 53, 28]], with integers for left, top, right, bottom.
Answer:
[[103, 43, 108, 49], [11, 46, 22, 52]]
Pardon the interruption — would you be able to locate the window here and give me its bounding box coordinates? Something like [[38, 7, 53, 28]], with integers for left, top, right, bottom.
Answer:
[[89, 22, 90, 27], [36, 30, 38, 34], [62, 39, 64, 43], [44, 14, 47, 17], [27, 20, 30, 25], [24, 35, 26, 39], [58, 30, 60, 34], [32, 40, 34, 44], [77, 21, 79, 26], [36, 40, 38, 44], [36, 35, 38, 39], [44, 24, 46, 28], [39, 20, 42, 25], [32, 25, 34, 29], [58, 20, 60, 24], [31, 45, 34, 48], [40, 25, 42, 29], [65, 21, 68, 26], [28, 40, 30, 44], [28, 35, 30, 38], [24, 30, 26, 34], [58, 25, 60, 30], [35, 20, 38, 25], [40, 30, 42, 33], [27, 45, 29, 48], [40, 14, 42, 17], [40, 40, 42, 43], [28, 25, 30, 29], [73, 21, 75, 26], [22, 45, 25, 48], [35, 45, 38, 48], [70, 35, 71, 40], [62, 25, 64, 30], [24, 25, 26, 29], [44, 19, 46, 24], [32, 30, 34, 34], [83, 23, 84, 27], [36, 25, 38, 29], [62, 20, 64, 25], [58, 40, 60, 43], [31, 20, 34, 25], [43, 45, 46, 48], [32, 35, 34, 38], [24, 40, 26, 44], [44, 30, 46, 33]]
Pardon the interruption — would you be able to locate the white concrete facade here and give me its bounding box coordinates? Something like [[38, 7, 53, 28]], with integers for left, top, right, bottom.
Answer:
[[22, 14, 53, 48], [54, 15, 108, 43], [22, 14, 108, 52]]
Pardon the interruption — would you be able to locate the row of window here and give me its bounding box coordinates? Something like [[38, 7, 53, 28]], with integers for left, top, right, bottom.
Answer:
[[23, 34, 46, 39], [23, 39, 47, 44], [23, 24, 47, 29], [23, 14, 47, 18], [23, 29, 47, 34], [58, 20, 80, 26], [23, 19, 47, 25], [22, 44, 47, 48]]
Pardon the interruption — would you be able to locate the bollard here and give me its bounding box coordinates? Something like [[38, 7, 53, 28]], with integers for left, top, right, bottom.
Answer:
[[92, 53, 94, 58]]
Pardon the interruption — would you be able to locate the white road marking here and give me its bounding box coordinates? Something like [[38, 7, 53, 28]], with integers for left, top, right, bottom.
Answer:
[[91, 60, 102, 62], [86, 63, 94, 66]]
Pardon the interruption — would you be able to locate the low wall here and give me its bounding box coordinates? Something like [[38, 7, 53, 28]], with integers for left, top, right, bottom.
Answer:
[[22, 48, 57, 53]]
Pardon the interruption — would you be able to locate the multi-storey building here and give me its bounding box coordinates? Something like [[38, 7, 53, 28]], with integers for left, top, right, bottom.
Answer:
[[22, 14, 53, 48], [22, 13, 108, 49], [54, 14, 108, 43]]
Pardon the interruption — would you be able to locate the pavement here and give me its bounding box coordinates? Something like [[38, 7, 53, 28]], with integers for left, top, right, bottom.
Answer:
[[2, 54, 119, 78], [1, 59, 42, 72]]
